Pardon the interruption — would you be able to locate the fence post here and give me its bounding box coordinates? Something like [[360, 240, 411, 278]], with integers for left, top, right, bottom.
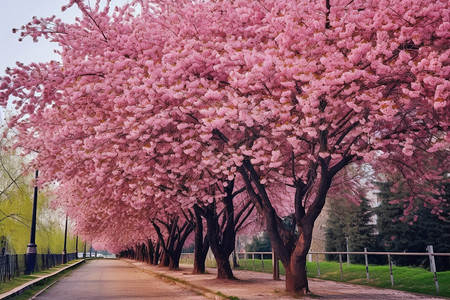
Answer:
[[388, 254, 394, 286], [316, 254, 321, 276], [252, 253, 255, 271], [261, 253, 264, 270], [364, 247, 369, 283], [345, 237, 350, 266], [244, 253, 247, 270], [339, 254, 343, 279], [427, 245, 439, 294]]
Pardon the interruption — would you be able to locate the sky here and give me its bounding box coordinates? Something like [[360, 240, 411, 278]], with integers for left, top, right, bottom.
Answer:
[[0, 1, 81, 77], [0, 0, 127, 124], [0, 0, 81, 124]]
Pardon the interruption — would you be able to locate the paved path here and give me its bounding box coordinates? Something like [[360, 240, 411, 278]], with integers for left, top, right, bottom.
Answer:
[[36, 259, 207, 299], [129, 261, 444, 300]]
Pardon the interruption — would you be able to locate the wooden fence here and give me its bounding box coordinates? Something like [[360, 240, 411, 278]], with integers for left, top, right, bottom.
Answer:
[[182, 246, 449, 294]]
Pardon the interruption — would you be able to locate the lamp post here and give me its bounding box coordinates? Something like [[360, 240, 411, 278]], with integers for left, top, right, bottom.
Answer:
[[63, 216, 68, 263], [26, 170, 39, 274], [75, 235, 79, 259]]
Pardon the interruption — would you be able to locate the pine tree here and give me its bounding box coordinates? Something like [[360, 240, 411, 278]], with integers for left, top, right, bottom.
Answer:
[[374, 180, 450, 270], [325, 196, 375, 264]]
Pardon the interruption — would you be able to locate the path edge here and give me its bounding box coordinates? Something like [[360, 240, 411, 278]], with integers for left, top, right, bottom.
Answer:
[[124, 260, 237, 300], [0, 259, 85, 300]]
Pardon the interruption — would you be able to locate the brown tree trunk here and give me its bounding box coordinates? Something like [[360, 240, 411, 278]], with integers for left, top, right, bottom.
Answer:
[[239, 159, 337, 294], [193, 206, 209, 274], [285, 254, 309, 294], [204, 198, 236, 280], [169, 254, 180, 270], [153, 241, 161, 265], [160, 251, 170, 267], [216, 255, 234, 279], [147, 239, 154, 264]]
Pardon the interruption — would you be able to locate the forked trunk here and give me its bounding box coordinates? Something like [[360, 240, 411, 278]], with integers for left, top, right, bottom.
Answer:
[[285, 254, 309, 294], [216, 255, 234, 279], [169, 254, 180, 270], [193, 206, 210, 274]]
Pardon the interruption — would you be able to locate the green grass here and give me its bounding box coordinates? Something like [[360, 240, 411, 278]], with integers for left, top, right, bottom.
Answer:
[[233, 259, 450, 298], [0, 259, 83, 295]]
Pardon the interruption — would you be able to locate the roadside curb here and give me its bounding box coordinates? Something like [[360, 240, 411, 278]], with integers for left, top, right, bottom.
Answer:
[[125, 260, 233, 300], [0, 259, 85, 299]]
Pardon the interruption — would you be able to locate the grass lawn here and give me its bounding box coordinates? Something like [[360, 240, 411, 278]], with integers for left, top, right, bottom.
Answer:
[[234, 258, 450, 298], [179, 256, 449, 298], [0, 259, 84, 296]]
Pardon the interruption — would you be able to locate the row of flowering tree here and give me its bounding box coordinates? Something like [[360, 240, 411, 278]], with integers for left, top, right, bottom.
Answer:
[[1, 0, 448, 294]]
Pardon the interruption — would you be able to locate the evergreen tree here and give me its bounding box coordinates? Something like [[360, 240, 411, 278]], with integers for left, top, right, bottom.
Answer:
[[374, 180, 450, 270], [246, 231, 272, 255], [325, 196, 375, 264]]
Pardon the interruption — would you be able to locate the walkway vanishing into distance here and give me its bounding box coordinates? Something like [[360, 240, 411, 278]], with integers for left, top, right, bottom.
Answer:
[[36, 259, 207, 299]]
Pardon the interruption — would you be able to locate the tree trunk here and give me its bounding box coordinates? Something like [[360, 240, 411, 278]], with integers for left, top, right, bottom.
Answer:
[[204, 200, 236, 279], [239, 160, 336, 294], [193, 253, 206, 274], [153, 241, 161, 265], [160, 251, 170, 267], [147, 239, 154, 264], [169, 254, 180, 270], [285, 254, 309, 294], [216, 255, 234, 279], [193, 206, 209, 274]]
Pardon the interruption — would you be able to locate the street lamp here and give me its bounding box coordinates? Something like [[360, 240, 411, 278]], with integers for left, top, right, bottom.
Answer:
[[75, 235, 79, 259], [63, 216, 68, 263], [26, 170, 39, 274]]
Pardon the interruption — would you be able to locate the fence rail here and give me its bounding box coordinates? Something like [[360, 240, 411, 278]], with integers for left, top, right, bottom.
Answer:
[[0, 252, 77, 284], [182, 246, 448, 294]]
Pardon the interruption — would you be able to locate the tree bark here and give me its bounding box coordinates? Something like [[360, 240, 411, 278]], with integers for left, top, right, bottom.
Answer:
[[193, 206, 209, 274], [153, 240, 161, 265], [169, 252, 181, 269], [152, 216, 194, 270], [216, 254, 234, 279], [147, 239, 154, 264], [204, 196, 236, 279], [160, 251, 170, 267], [239, 159, 336, 294]]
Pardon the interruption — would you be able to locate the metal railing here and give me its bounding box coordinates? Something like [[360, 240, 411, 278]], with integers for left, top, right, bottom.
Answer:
[[0, 252, 77, 284], [182, 246, 449, 294]]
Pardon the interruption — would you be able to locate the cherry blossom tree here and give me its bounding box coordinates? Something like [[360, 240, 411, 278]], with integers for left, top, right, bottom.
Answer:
[[1, 0, 448, 294]]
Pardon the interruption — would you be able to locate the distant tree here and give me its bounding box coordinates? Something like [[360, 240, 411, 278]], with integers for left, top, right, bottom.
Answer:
[[374, 180, 450, 270], [246, 231, 272, 253], [0, 137, 78, 254], [325, 195, 375, 264], [1, 0, 447, 294]]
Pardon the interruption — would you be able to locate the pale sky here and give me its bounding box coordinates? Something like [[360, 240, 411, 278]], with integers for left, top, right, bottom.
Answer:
[[0, 0, 127, 124], [0, 1, 82, 77], [0, 0, 81, 124]]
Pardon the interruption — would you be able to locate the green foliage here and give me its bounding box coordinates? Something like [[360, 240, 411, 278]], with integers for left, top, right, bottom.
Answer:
[[246, 232, 272, 253], [0, 141, 78, 255], [236, 259, 450, 298], [325, 196, 375, 264], [374, 180, 450, 270]]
